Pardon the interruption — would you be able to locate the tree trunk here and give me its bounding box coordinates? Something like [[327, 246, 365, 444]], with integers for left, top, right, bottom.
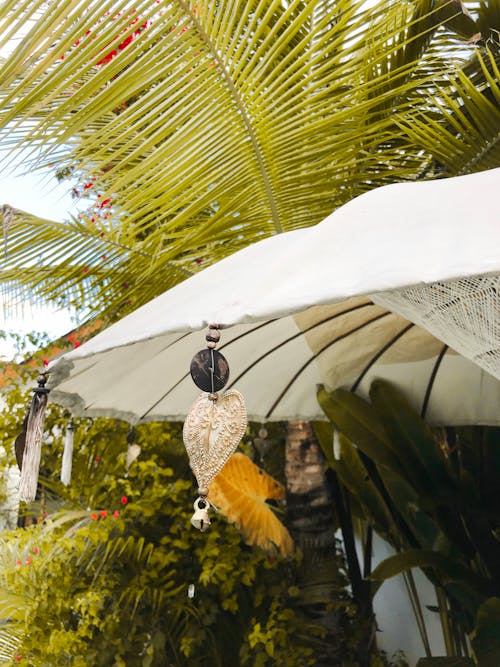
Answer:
[[285, 420, 352, 666]]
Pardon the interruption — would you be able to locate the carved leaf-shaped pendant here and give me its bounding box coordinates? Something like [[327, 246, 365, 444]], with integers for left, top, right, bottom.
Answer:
[[183, 390, 247, 494]]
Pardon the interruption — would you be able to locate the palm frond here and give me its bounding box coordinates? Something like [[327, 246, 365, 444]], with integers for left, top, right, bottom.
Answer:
[[399, 48, 500, 175], [0, 205, 192, 315], [0, 0, 494, 317]]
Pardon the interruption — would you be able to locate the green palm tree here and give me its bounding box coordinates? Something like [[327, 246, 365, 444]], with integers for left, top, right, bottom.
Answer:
[[1, 0, 498, 320]]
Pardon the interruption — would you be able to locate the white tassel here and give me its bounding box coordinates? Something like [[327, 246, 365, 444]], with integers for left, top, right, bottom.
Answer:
[[19, 374, 49, 503], [125, 427, 141, 475], [61, 420, 75, 486], [126, 444, 141, 472], [333, 429, 341, 461]]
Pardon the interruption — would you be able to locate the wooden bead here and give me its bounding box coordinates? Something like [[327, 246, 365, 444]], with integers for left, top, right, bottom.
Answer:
[[190, 349, 229, 392]]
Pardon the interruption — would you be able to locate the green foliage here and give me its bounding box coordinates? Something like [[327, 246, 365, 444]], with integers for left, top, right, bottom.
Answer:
[[0, 360, 383, 666], [416, 659, 474, 666], [470, 597, 500, 666], [316, 380, 500, 664]]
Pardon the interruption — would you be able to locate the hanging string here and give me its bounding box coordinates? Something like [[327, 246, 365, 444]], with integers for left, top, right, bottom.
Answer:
[[61, 419, 75, 486], [18, 373, 50, 503]]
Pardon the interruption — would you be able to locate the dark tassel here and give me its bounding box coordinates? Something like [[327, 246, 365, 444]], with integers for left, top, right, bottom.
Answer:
[[18, 373, 50, 503], [14, 412, 29, 471], [61, 419, 75, 486]]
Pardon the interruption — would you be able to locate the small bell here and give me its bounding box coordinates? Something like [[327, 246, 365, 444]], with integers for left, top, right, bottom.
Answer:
[[190, 497, 211, 532]]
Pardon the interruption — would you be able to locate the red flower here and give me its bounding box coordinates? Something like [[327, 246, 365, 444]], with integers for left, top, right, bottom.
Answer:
[[100, 510, 108, 518], [42, 359, 49, 367], [113, 510, 120, 518], [16, 560, 22, 566], [95, 456, 101, 462], [25, 557, 32, 565], [33, 547, 39, 554], [73, 341, 81, 349], [120, 496, 128, 505], [91, 513, 98, 520]]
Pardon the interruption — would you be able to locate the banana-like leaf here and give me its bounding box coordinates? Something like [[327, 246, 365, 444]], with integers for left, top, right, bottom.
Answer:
[[208, 452, 294, 556], [370, 549, 491, 599], [369, 379, 454, 498], [416, 658, 474, 666], [470, 597, 500, 667], [316, 385, 405, 476], [377, 468, 443, 551], [327, 432, 398, 543], [0, 0, 490, 317]]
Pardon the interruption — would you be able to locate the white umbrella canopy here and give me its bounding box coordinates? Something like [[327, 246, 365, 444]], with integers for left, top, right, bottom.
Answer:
[[48, 168, 500, 426]]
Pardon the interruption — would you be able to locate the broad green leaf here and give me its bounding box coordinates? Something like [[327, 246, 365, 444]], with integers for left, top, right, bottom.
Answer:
[[369, 379, 453, 497], [316, 385, 404, 476], [416, 658, 474, 666], [312, 420, 336, 470], [470, 597, 500, 667], [330, 433, 398, 543], [377, 468, 442, 551], [370, 549, 491, 598]]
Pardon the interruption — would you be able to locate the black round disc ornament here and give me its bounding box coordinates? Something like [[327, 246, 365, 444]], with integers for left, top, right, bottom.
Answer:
[[190, 348, 230, 393]]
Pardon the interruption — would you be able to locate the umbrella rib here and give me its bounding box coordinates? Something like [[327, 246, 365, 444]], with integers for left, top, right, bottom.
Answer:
[[139, 302, 373, 420], [265, 312, 392, 420], [350, 322, 416, 392], [138, 319, 278, 420], [420, 344, 449, 420], [225, 302, 374, 392]]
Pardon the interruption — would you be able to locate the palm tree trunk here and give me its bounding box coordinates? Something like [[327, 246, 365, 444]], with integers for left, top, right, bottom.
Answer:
[[285, 420, 353, 666]]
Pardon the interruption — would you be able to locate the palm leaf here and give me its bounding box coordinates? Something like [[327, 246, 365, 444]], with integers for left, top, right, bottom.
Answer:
[[0, 0, 492, 317], [399, 49, 500, 176]]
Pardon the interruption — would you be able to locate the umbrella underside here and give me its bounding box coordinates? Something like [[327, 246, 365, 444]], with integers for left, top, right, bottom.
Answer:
[[50, 295, 500, 426]]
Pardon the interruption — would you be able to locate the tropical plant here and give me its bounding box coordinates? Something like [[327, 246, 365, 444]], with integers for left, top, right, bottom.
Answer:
[[315, 379, 500, 666], [0, 352, 406, 666], [0, 0, 497, 319]]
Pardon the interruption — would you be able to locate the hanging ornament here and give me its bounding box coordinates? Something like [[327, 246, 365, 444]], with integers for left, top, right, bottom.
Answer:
[[61, 419, 75, 486], [16, 372, 50, 503], [253, 425, 271, 460], [126, 426, 141, 474], [183, 324, 247, 531], [333, 429, 341, 461]]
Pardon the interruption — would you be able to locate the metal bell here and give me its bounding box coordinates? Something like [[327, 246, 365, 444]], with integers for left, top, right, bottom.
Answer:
[[190, 497, 211, 532]]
